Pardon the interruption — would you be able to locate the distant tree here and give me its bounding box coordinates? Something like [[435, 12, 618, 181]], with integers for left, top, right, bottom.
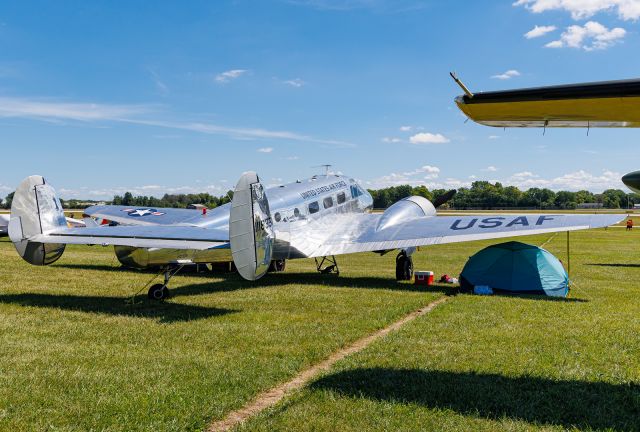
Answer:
[[121, 192, 134, 206], [3, 192, 14, 209]]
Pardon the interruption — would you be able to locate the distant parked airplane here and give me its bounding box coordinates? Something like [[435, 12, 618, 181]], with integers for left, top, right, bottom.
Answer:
[[0, 214, 8, 236], [7, 173, 622, 299]]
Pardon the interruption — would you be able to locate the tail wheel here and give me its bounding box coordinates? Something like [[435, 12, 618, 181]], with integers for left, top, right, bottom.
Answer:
[[395, 252, 414, 281], [148, 283, 170, 300]]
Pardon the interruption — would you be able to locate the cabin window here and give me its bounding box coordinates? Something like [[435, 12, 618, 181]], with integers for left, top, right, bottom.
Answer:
[[337, 192, 346, 204], [323, 196, 334, 209], [308, 202, 319, 214], [274, 212, 281, 222], [294, 208, 301, 218]]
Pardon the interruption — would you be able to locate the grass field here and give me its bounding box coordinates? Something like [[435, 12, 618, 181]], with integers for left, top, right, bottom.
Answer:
[[0, 227, 639, 431]]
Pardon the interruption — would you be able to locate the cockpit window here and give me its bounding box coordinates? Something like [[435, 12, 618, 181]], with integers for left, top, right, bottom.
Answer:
[[337, 192, 346, 204], [323, 196, 334, 209], [308, 201, 319, 214], [350, 185, 362, 198]]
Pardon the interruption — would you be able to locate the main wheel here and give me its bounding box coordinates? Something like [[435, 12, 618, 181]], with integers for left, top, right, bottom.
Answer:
[[269, 259, 286, 272], [395, 254, 414, 281], [148, 283, 170, 300]]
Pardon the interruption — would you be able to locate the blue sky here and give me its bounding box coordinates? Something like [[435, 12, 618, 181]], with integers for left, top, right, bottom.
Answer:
[[1, 0, 639, 199]]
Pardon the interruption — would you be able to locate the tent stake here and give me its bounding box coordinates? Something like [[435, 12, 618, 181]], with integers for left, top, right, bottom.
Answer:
[[566, 231, 571, 282]]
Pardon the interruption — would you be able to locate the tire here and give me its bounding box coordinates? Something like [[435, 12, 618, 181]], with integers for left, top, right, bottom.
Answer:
[[148, 283, 169, 300], [268, 259, 286, 272], [396, 254, 414, 281]]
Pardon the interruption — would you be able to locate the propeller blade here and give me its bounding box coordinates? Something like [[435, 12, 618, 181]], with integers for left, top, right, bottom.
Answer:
[[433, 189, 457, 208]]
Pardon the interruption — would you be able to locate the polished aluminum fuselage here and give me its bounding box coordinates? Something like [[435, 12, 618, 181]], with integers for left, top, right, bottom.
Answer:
[[115, 175, 373, 268]]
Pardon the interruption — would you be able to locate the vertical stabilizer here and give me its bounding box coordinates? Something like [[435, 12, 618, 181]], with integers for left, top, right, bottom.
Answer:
[[229, 172, 274, 281], [9, 175, 67, 265]]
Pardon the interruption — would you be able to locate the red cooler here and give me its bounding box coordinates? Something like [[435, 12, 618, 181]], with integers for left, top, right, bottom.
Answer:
[[415, 271, 434, 286]]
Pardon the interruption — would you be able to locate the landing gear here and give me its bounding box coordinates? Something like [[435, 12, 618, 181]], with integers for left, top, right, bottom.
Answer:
[[147, 265, 184, 300], [396, 251, 413, 281], [148, 283, 170, 300], [269, 259, 286, 272], [315, 255, 340, 275]]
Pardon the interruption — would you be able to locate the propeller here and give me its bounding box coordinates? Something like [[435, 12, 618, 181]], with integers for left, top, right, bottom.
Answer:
[[433, 189, 457, 209]]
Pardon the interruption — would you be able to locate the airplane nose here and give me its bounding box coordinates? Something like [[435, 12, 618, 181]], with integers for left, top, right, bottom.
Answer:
[[622, 171, 640, 193]]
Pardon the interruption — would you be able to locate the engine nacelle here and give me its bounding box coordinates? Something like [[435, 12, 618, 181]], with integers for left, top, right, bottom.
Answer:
[[376, 196, 436, 231]]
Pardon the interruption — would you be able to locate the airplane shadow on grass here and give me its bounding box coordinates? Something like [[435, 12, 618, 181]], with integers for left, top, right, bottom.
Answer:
[[53, 263, 453, 294], [0, 293, 238, 323], [53, 264, 587, 302], [311, 368, 640, 431]]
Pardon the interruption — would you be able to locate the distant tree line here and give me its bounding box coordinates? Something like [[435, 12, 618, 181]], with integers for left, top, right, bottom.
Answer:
[[110, 191, 234, 209], [368, 181, 640, 210], [2, 182, 639, 210]]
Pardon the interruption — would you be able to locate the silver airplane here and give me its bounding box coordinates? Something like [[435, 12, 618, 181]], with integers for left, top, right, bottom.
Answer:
[[7, 172, 623, 300], [0, 214, 8, 236]]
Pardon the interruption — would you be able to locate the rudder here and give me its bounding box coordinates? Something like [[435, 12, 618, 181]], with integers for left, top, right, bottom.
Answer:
[[9, 175, 67, 265]]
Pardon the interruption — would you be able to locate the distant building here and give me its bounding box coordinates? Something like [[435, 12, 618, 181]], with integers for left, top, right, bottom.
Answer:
[[577, 203, 603, 209]]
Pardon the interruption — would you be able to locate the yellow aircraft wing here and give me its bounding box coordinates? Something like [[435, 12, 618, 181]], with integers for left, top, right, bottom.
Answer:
[[453, 75, 640, 128]]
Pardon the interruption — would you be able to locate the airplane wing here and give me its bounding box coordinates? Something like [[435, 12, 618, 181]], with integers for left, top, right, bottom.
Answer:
[[454, 77, 640, 128], [28, 225, 229, 250], [288, 213, 624, 258], [84, 203, 230, 228]]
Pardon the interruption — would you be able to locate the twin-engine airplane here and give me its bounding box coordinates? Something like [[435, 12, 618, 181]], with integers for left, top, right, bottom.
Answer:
[[8, 173, 622, 299]]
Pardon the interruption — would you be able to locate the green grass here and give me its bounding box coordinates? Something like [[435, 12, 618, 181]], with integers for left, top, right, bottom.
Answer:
[[0, 238, 439, 431], [1, 228, 639, 431], [240, 229, 640, 431]]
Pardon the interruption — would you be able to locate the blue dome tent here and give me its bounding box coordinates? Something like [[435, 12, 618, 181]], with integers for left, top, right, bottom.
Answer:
[[460, 241, 569, 297]]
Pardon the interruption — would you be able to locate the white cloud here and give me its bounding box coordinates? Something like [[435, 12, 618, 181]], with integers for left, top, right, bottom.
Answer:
[[545, 21, 626, 50], [491, 70, 521, 80], [505, 169, 624, 191], [286, 155, 300, 160], [409, 132, 450, 144], [366, 165, 443, 188], [257, 147, 274, 153], [149, 69, 169, 95], [483, 166, 498, 172], [524, 25, 557, 38], [399, 125, 413, 132], [215, 69, 247, 83], [488, 135, 500, 139], [382, 137, 402, 143], [514, 0, 640, 21], [283, 78, 305, 87], [0, 97, 149, 121], [0, 96, 353, 146]]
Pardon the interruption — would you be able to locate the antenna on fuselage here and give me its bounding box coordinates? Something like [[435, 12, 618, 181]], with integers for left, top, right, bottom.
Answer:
[[313, 164, 332, 177]]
